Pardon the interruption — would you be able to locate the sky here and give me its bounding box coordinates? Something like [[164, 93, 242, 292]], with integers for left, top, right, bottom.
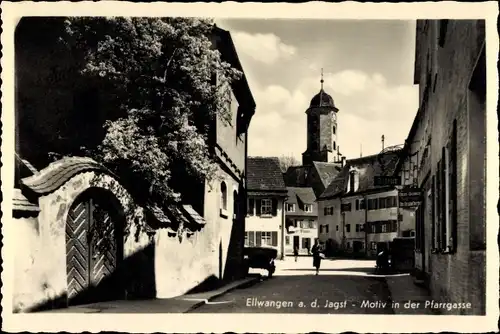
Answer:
[[216, 19, 419, 162]]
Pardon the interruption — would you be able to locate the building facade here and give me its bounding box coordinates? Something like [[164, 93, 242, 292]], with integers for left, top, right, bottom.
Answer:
[[284, 187, 318, 255], [245, 157, 288, 258], [402, 19, 486, 315], [12, 18, 255, 311], [317, 151, 413, 257]]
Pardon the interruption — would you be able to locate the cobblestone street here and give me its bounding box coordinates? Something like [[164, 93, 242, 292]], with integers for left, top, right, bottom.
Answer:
[[190, 257, 398, 314]]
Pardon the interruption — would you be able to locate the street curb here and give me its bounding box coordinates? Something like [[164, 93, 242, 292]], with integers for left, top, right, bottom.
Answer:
[[184, 275, 262, 313]]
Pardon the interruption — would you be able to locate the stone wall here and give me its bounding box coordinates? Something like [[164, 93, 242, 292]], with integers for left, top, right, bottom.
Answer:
[[13, 168, 239, 312], [414, 20, 486, 315]]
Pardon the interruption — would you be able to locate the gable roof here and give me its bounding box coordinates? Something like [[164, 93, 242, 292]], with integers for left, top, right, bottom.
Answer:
[[247, 157, 287, 194], [318, 150, 403, 200], [312, 161, 342, 188], [286, 187, 317, 217]]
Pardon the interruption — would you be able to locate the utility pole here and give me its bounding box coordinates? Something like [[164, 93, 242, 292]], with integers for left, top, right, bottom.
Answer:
[[381, 135, 385, 151], [281, 200, 286, 260]]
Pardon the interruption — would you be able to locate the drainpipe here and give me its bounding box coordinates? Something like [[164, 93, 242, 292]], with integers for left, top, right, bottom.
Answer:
[[342, 211, 346, 250]]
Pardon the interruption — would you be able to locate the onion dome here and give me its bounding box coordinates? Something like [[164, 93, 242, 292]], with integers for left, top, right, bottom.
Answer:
[[309, 69, 336, 108], [310, 89, 336, 108]]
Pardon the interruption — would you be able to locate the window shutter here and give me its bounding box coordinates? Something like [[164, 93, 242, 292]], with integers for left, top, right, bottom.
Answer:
[[451, 120, 458, 252], [441, 147, 447, 251], [436, 160, 441, 250], [355, 200, 359, 210], [249, 231, 255, 246], [248, 198, 254, 216], [431, 175, 436, 250], [271, 198, 278, 216], [256, 231, 262, 246], [271, 231, 278, 246], [323, 207, 327, 215], [256, 199, 261, 216]]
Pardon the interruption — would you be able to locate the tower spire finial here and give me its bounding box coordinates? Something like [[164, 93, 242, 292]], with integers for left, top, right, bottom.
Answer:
[[320, 68, 324, 90]]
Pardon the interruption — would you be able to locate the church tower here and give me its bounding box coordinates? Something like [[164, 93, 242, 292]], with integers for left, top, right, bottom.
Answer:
[[302, 70, 339, 166]]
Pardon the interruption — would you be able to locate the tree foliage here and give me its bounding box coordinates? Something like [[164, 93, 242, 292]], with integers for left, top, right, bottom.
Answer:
[[59, 17, 241, 208], [278, 154, 301, 172]]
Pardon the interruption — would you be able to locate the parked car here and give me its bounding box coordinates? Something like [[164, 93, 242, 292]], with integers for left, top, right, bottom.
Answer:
[[242, 246, 277, 277]]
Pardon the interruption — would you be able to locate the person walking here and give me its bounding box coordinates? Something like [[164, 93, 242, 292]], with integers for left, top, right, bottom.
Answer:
[[294, 246, 299, 262], [311, 239, 323, 275]]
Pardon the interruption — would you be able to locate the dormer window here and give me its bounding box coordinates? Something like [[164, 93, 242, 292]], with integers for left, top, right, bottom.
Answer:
[[304, 204, 313, 213], [348, 169, 359, 193], [286, 203, 295, 212]]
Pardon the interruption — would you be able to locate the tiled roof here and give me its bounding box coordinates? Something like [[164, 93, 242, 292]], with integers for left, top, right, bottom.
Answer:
[[312, 161, 342, 188], [247, 157, 287, 192], [283, 165, 311, 187], [319, 150, 403, 200], [286, 187, 317, 216], [21, 156, 115, 197], [12, 188, 40, 217]]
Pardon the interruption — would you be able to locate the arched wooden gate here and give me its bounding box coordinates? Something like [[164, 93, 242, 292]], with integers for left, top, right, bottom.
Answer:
[[65, 189, 124, 305]]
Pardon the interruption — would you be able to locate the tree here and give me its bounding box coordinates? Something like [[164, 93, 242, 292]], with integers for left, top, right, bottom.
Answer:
[[58, 17, 241, 210], [279, 154, 301, 172]]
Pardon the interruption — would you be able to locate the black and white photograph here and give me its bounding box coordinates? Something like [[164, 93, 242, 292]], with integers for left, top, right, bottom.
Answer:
[[1, 1, 498, 333]]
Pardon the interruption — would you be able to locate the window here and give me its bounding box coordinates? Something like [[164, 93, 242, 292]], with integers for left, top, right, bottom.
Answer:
[[341, 203, 352, 212], [360, 199, 365, 210], [432, 120, 458, 253], [308, 220, 315, 228], [355, 199, 360, 210], [286, 203, 295, 212], [319, 225, 323, 233], [382, 224, 387, 233], [323, 207, 327, 215], [220, 182, 227, 210], [336, 225, 339, 231], [244, 232, 248, 246], [368, 198, 379, 211], [247, 231, 256, 246], [371, 242, 377, 250], [304, 204, 313, 213], [387, 196, 397, 208], [247, 198, 254, 216], [261, 198, 272, 215], [333, 125, 336, 134], [285, 236, 290, 245], [326, 207, 334, 215], [346, 224, 351, 233], [371, 224, 376, 233], [325, 224, 329, 233], [261, 232, 272, 246], [349, 172, 355, 192], [333, 141, 336, 150]]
